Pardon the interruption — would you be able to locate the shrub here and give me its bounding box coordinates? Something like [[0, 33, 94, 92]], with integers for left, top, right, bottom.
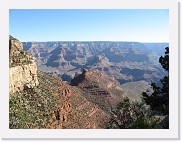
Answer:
[[108, 97, 161, 129]]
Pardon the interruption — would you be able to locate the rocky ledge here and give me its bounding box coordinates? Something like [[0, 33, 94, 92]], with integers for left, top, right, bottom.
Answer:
[[9, 35, 39, 93]]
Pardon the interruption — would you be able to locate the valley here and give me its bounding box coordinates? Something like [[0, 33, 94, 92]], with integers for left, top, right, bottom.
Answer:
[[23, 41, 168, 100], [9, 36, 168, 129]]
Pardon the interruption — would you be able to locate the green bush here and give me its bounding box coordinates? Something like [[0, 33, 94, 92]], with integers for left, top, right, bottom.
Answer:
[[108, 97, 161, 129], [9, 71, 60, 129]]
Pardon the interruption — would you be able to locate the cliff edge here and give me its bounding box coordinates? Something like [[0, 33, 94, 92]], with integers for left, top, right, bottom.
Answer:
[[9, 35, 39, 93]]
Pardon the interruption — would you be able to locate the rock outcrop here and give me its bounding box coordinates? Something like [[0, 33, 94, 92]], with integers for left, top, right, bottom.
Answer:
[[71, 69, 127, 112], [9, 35, 39, 93]]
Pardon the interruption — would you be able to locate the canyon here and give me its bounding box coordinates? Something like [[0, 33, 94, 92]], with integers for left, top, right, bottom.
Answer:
[[9, 36, 168, 129]]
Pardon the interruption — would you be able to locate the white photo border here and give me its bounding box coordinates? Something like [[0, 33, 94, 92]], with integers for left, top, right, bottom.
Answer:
[[0, 0, 179, 139]]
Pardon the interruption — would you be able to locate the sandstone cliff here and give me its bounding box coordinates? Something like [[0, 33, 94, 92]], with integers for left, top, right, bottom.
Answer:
[[9, 35, 39, 93]]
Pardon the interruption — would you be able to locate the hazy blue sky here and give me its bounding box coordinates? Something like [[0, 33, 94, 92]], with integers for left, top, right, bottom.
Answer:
[[9, 9, 169, 42]]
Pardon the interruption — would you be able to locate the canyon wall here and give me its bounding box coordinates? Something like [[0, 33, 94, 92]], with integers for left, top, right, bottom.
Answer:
[[9, 35, 38, 93]]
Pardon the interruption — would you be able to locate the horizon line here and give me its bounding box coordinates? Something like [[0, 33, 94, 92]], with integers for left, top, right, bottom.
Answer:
[[21, 40, 169, 43]]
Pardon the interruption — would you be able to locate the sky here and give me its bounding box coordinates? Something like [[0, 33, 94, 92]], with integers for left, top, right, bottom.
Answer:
[[9, 9, 169, 42]]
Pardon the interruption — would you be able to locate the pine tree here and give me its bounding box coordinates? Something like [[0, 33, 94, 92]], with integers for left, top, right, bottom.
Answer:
[[142, 47, 169, 115]]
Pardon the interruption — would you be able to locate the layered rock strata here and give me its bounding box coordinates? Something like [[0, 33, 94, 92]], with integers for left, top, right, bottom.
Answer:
[[9, 35, 39, 93]]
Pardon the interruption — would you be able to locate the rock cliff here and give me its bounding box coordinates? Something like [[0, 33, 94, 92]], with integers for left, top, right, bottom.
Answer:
[[9, 36, 109, 129], [9, 35, 39, 93]]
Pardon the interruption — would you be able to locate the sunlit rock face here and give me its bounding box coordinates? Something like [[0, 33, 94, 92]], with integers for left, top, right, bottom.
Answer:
[[9, 35, 39, 93]]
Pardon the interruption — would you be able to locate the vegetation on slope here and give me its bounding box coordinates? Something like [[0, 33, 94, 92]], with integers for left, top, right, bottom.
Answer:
[[10, 70, 109, 129], [9, 71, 60, 128], [108, 97, 161, 129]]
